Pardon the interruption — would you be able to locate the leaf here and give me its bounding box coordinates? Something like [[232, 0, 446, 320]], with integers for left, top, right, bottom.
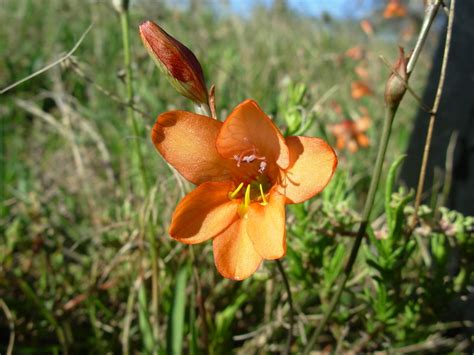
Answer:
[[389, 191, 414, 241], [138, 283, 155, 354], [167, 266, 188, 355], [385, 155, 406, 231]]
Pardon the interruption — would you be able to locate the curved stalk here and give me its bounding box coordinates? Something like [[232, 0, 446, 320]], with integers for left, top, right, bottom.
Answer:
[[303, 3, 445, 351], [119, 8, 160, 345], [276, 259, 294, 355]]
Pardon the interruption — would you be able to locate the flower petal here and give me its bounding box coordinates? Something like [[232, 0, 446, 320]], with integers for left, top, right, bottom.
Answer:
[[152, 111, 233, 184], [278, 136, 337, 204], [247, 192, 287, 260], [170, 181, 240, 244], [216, 99, 290, 169], [213, 218, 263, 280]]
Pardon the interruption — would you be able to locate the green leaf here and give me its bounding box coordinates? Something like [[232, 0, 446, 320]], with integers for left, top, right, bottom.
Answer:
[[385, 155, 406, 231], [138, 283, 155, 354], [167, 266, 188, 355]]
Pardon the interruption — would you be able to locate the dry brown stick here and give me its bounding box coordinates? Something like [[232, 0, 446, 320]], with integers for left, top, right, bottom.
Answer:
[[0, 299, 15, 355], [0, 25, 92, 94], [411, 0, 456, 229]]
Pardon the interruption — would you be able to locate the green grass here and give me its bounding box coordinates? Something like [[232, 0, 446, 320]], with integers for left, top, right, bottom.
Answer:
[[1, 0, 473, 353]]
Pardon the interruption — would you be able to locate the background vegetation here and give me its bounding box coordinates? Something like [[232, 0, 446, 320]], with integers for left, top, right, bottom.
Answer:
[[1, 0, 473, 353]]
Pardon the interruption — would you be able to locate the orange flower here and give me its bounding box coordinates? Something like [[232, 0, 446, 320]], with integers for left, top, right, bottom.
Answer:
[[351, 81, 373, 100], [360, 20, 374, 37], [344, 46, 365, 61], [383, 0, 407, 19], [354, 65, 370, 80], [152, 100, 337, 280], [329, 113, 371, 153]]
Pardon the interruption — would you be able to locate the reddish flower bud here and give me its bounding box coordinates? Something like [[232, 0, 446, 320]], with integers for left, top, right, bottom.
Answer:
[[139, 21, 208, 104], [384, 47, 409, 108]]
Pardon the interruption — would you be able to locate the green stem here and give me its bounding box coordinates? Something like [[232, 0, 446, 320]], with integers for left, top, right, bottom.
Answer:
[[303, 3, 444, 351], [119, 8, 160, 344], [18, 279, 68, 354], [304, 106, 397, 353], [276, 259, 294, 355], [120, 10, 149, 193]]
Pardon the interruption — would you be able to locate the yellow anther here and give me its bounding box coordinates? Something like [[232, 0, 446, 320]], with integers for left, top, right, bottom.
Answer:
[[259, 184, 268, 206], [238, 184, 252, 218], [229, 182, 244, 200]]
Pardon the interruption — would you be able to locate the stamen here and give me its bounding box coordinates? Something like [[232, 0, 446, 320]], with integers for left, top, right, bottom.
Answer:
[[244, 184, 251, 209], [238, 184, 252, 218], [234, 155, 241, 167], [228, 182, 244, 199], [259, 184, 268, 206]]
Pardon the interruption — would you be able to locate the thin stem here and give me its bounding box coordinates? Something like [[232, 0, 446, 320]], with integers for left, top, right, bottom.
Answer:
[[412, 0, 455, 227], [120, 10, 149, 192], [18, 279, 68, 354], [275, 259, 294, 355], [303, 2, 445, 352], [190, 248, 210, 351], [407, 0, 443, 76], [304, 106, 397, 353], [0, 25, 92, 95], [0, 299, 15, 355], [69, 58, 150, 119], [119, 9, 160, 344], [122, 276, 140, 355]]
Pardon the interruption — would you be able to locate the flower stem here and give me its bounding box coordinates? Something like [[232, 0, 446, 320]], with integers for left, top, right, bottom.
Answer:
[[412, 0, 455, 227], [119, 8, 160, 344], [276, 259, 294, 355], [303, 3, 444, 352], [304, 105, 397, 353], [120, 10, 149, 192]]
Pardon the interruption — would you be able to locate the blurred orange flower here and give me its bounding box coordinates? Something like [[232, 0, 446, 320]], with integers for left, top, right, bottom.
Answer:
[[360, 20, 374, 37], [351, 81, 373, 100], [355, 65, 370, 80], [383, 0, 407, 19], [329, 110, 371, 153], [152, 100, 337, 280], [345, 46, 366, 61]]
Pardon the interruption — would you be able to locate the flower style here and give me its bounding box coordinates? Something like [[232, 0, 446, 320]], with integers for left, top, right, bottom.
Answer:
[[152, 100, 337, 280]]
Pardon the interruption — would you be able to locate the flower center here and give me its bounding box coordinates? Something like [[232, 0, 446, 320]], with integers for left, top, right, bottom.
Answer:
[[228, 175, 271, 217]]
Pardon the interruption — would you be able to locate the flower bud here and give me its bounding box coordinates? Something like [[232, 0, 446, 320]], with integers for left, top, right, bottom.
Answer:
[[139, 21, 208, 104], [384, 47, 409, 108]]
